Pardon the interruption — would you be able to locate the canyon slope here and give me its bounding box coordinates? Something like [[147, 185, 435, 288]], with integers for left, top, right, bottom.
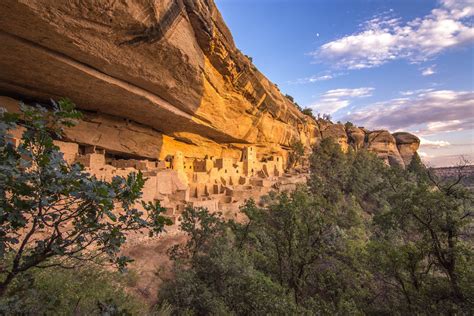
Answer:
[[0, 0, 422, 301], [0, 0, 418, 166]]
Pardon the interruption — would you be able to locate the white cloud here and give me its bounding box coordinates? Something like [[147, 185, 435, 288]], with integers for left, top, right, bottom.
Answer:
[[288, 74, 332, 85], [425, 120, 464, 133], [288, 72, 343, 85], [345, 90, 474, 132], [422, 65, 436, 76], [309, 87, 374, 114], [400, 88, 434, 96], [441, 0, 474, 18], [419, 137, 451, 148], [322, 87, 374, 98], [417, 150, 472, 167], [418, 151, 430, 158], [313, 0, 474, 69], [421, 153, 474, 167]]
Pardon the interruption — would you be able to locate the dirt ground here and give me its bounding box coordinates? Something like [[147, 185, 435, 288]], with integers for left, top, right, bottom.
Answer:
[[122, 230, 188, 306]]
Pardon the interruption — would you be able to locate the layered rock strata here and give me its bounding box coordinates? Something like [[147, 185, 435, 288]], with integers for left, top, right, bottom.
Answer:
[[0, 0, 316, 162], [0, 0, 420, 204], [393, 132, 422, 166], [0, 0, 419, 166]]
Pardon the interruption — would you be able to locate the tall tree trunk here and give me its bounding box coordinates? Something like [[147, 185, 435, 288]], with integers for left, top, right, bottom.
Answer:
[[0, 272, 15, 297]]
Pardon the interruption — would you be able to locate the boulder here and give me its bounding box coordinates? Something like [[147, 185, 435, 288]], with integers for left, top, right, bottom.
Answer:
[[367, 130, 405, 167], [321, 124, 349, 152], [393, 132, 420, 166], [346, 126, 365, 149]]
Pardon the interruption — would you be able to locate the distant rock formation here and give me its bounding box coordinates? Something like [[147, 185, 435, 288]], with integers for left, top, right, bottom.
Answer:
[[347, 126, 366, 150], [393, 132, 421, 166]]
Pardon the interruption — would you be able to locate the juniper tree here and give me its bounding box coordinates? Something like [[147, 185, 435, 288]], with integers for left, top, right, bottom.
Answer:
[[288, 140, 305, 169], [0, 100, 170, 296]]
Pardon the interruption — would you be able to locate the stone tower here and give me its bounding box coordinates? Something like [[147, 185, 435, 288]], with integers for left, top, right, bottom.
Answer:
[[172, 151, 184, 171], [242, 146, 257, 177], [172, 151, 188, 185]]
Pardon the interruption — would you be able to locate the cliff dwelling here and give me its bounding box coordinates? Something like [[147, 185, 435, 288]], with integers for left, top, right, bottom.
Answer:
[[20, 135, 307, 226]]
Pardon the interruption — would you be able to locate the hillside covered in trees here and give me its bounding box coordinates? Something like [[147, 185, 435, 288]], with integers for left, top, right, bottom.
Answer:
[[0, 104, 472, 314], [154, 139, 473, 314]]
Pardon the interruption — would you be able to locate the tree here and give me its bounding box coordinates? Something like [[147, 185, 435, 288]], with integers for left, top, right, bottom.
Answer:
[[302, 108, 315, 119], [315, 113, 332, 122], [0, 100, 171, 296], [0, 264, 145, 314], [406, 152, 428, 179], [308, 137, 350, 202], [309, 137, 390, 212], [288, 140, 305, 169], [308, 137, 474, 313], [345, 149, 391, 214], [159, 132, 472, 315], [236, 189, 369, 313], [367, 155, 474, 313], [167, 206, 227, 263], [284, 94, 295, 103], [159, 206, 301, 315], [240, 190, 339, 303]]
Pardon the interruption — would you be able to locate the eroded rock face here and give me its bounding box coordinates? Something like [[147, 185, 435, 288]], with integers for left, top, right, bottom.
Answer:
[[367, 131, 405, 167], [346, 126, 365, 150], [321, 124, 349, 152], [0, 0, 311, 159], [314, 124, 418, 168], [0, 0, 418, 168], [393, 132, 421, 166]]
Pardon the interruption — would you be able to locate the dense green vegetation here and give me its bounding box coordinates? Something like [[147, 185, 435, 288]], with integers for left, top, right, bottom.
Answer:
[[0, 263, 145, 314], [158, 138, 473, 315], [0, 102, 472, 314]]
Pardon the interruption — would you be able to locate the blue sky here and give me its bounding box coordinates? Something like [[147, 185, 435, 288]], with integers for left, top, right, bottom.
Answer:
[[215, 0, 474, 167]]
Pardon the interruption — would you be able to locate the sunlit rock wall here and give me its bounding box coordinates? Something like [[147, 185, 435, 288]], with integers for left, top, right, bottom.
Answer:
[[0, 0, 418, 167]]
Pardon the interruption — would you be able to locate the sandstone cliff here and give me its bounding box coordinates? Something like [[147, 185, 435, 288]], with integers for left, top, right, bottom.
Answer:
[[0, 0, 418, 167], [0, 1, 422, 300]]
